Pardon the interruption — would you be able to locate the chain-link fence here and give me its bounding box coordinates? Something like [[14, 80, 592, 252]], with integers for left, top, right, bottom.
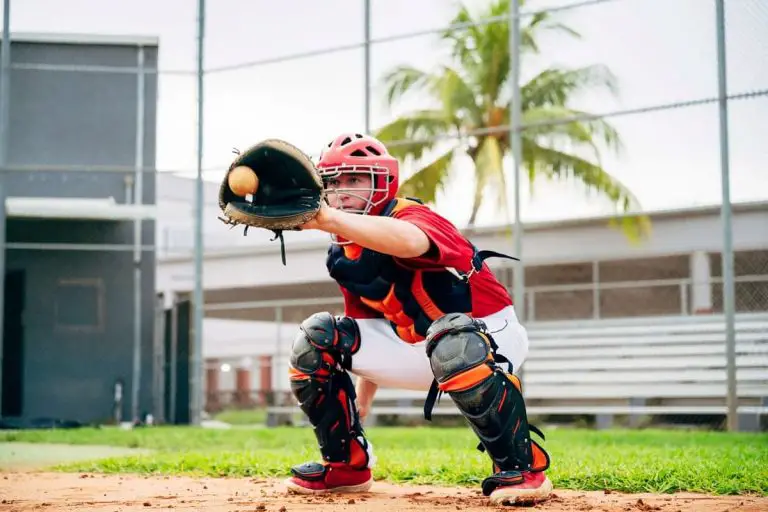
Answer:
[[178, 0, 768, 431], [7, 0, 762, 429], [186, 0, 766, 432]]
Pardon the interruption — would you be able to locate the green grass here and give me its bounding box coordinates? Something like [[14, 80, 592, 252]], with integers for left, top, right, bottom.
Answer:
[[0, 442, 152, 471], [1, 426, 766, 496], [211, 408, 268, 426]]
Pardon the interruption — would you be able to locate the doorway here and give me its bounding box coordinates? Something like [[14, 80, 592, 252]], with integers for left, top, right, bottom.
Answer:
[[2, 270, 25, 417]]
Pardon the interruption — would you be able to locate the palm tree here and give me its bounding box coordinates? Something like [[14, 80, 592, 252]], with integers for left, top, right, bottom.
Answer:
[[374, 0, 648, 237]]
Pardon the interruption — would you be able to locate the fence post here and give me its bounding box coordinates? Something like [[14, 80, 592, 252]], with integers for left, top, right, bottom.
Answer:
[[593, 260, 601, 319], [509, 0, 525, 324], [191, 0, 207, 427], [363, 0, 371, 133], [527, 290, 535, 323], [714, 0, 738, 432], [680, 282, 689, 315]]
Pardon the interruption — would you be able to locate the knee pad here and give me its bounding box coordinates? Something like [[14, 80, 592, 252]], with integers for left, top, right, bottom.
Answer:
[[288, 312, 370, 469], [425, 313, 497, 386], [425, 313, 549, 485], [290, 311, 361, 376]]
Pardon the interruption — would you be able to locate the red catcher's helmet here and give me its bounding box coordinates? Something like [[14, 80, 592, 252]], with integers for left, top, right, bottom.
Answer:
[[316, 132, 399, 216]]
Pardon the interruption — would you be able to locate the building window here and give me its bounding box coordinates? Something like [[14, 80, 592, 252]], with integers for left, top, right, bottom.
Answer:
[[54, 278, 105, 332]]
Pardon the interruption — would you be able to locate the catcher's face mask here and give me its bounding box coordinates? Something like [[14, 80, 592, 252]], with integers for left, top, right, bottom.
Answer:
[[319, 167, 391, 215], [318, 166, 391, 246], [316, 133, 400, 245]]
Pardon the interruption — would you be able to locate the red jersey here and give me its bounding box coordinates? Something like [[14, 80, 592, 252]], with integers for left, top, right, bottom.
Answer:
[[341, 202, 513, 320]]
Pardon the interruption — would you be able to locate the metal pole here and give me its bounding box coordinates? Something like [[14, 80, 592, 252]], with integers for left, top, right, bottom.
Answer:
[[169, 296, 178, 424], [0, 0, 10, 414], [191, 0, 206, 426], [592, 260, 600, 319], [0, 0, 10, 165], [152, 294, 166, 424], [509, 0, 525, 323], [130, 46, 146, 424], [363, 0, 371, 133], [0, 187, 5, 415], [715, 0, 737, 432], [275, 306, 283, 404]]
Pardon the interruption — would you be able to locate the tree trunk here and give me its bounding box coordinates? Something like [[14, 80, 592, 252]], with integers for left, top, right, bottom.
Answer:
[[467, 154, 484, 227]]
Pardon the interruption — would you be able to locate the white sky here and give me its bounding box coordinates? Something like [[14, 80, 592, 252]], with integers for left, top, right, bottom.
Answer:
[[5, 0, 768, 228]]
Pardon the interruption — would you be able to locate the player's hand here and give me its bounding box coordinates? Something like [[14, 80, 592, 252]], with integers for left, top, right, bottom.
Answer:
[[299, 201, 335, 231], [357, 401, 369, 422], [355, 378, 378, 422]]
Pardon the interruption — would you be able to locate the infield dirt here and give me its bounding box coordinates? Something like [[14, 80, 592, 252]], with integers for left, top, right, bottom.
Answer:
[[1, 472, 766, 512]]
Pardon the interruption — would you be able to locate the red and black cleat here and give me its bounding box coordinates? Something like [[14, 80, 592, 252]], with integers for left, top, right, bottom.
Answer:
[[482, 469, 553, 505], [284, 461, 373, 495]]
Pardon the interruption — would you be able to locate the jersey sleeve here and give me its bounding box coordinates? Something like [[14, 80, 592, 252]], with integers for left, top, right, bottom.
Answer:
[[340, 285, 381, 319], [392, 204, 473, 270]]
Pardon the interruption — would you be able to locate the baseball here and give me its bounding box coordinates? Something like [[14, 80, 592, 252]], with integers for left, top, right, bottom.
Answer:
[[228, 165, 260, 196]]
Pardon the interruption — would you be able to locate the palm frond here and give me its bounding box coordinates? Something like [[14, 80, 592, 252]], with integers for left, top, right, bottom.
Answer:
[[522, 11, 582, 52], [522, 105, 624, 158], [439, 4, 483, 79], [429, 66, 484, 126], [524, 142, 636, 211], [539, 22, 582, 39], [440, 0, 510, 104], [374, 111, 456, 162], [398, 148, 457, 204], [523, 142, 650, 240], [520, 65, 619, 109], [607, 214, 653, 244], [380, 65, 432, 107], [523, 144, 640, 212]]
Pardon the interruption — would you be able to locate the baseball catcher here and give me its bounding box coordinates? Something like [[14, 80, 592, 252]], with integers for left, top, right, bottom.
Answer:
[[218, 133, 552, 505]]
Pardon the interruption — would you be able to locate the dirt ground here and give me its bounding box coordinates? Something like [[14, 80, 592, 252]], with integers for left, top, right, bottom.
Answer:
[[1, 472, 766, 512]]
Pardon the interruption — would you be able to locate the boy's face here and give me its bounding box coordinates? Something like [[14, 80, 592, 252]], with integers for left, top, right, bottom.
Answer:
[[324, 172, 374, 213]]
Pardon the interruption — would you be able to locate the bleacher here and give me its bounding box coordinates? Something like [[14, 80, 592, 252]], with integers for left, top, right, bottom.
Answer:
[[267, 313, 768, 430]]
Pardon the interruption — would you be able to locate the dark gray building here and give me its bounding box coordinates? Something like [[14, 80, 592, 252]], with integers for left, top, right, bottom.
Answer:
[[0, 33, 159, 426]]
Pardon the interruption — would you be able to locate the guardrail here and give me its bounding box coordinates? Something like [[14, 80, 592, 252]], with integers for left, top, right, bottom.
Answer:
[[523, 274, 768, 322], [199, 275, 768, 323]]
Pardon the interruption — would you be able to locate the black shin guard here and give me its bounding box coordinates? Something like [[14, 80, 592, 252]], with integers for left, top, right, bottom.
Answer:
[[450, 370, 549, 471], [289, 312, 371, 469], [425, 313, 549, 494]]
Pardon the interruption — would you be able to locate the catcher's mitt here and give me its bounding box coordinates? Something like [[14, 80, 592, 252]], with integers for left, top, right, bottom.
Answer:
[[218, 138, 324, 265]]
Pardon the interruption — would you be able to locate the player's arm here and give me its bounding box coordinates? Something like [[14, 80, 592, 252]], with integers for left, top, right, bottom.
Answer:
[[338, 285, 380, 421], [355, 377, 378, 422], [304, 204, 431, 259]]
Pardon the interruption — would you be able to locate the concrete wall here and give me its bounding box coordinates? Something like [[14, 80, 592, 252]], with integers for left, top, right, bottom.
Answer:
[[157, 202, 768, 293], [1, 35, 158, 424]]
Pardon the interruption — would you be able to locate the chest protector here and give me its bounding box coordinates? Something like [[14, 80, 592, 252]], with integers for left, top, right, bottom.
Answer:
[[326, 198, 517, 344]]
